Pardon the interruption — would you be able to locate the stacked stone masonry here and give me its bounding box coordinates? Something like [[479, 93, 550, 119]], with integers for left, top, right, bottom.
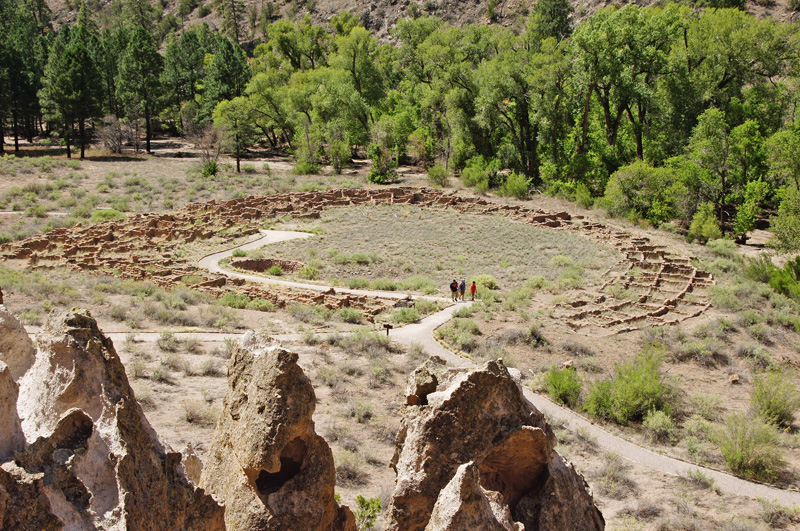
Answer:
[[0, 187, 712, 332]]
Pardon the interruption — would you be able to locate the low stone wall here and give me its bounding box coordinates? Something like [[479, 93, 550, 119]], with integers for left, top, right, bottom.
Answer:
[[230, 258, 305, 274]]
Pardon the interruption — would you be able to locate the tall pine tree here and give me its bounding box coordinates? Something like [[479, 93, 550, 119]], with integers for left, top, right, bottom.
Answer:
[[116, 27, 163, 153], [39, 16, 104, 159]]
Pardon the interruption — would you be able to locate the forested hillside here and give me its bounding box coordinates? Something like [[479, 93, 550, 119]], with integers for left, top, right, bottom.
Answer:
[[1, 0, 799, 251]]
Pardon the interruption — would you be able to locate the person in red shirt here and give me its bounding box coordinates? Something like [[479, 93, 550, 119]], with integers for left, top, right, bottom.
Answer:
[[470, 281, 477, 301]]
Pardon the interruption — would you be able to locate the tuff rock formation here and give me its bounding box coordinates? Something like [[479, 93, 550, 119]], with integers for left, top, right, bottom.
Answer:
[[388, 358, 605, 531], [200, 331, 356, 531], [0, 362, 25, 460], [0, 308, 224, 531], [0, 303, 37, 380]]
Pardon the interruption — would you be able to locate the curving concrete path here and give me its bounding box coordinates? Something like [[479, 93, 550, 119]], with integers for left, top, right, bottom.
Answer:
[[199, 230, 800, 506], [198, 230, 450, 302]]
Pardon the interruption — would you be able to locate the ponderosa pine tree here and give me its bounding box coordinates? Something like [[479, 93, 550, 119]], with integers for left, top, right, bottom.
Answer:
[[201, 36, 249, 123], [116, 27, 163, 153], [39, 16, 104, 159]]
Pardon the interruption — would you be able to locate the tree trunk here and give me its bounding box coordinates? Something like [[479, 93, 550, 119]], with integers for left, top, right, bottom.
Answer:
[[577, 87, 591, 155], [0, 121, 5, 154], [145, 105, 152, 153], [12, 109, 20, 154], [235, 132, 241, 172], [719, 172, 726, 235], [79, 119, 86, 159]]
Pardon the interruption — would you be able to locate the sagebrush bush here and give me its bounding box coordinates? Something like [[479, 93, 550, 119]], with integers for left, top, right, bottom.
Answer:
[[544, 366, 582, 407], [714, 413, 785, 481], [643, 409, 675, 443], [751, 370, 800, 427], [584, 352, 672, 424], [473, 274, 499, 290], [393, 306, 421, 323], [336, 307, 362, 323]]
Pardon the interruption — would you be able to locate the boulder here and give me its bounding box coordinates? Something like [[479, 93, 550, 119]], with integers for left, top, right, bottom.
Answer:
[[201, 331, 356, 531], [8, 309, 224, 531], [387, 359, 604, 531], [0, 304, 37, 380]]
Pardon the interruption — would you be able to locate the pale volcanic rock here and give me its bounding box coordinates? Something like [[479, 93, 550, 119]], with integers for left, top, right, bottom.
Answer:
[[7, 309, 224, 531], [0, 304, 37, 380], [0, 362, 25, 460], [387, 359, 604, 531], [425, 462, 520, 531], [200, 331, 356, 531]]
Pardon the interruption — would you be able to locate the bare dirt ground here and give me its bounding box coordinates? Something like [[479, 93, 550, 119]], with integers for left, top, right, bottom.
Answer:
[[2, 140, 799, 529]]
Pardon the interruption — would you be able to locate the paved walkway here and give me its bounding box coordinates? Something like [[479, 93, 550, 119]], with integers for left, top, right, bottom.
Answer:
[[197, 230, 450, 303]]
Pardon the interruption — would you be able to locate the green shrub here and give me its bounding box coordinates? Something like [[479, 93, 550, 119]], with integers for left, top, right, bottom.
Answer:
[[90, 208, 125, 223], [393, 306, 421, 324], [293, 161, 320, 175], [575, 183, 594, 209], [427, 163, 449, 187], [232, 248, 247, 258], [473, 274, 499, 290], [201, 160, 218, 177], [413, 298, 440, 315], [370, 278, 398, 291], [584, 352, 672, 424], [336, 307, 362, 323], [744, 254, 776, 283], [461, 156, 496, 191], [354, 495, 381, 531], [706, 238, 739, 259], [246, 298, 275, 311], [602, 161, 680, 224], [751, 370, 800, 427], [267, 265, 283, 276], [398, 274, 437, 294], [642, 409, 675, 443], [688, 202, 722, 243], [714, 413, 785, 481], [347, 278, 370, 289], [500, 172, 529, 199], [297, 266, 319, 280], [219, 292, 250, 309], [544, 366, 582, 407]]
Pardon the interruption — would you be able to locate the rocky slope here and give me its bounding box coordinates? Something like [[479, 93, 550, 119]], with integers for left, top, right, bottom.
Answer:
[[47, 0, 799, 40]]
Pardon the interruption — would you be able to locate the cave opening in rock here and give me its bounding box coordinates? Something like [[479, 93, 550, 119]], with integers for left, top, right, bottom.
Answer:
[[255, 437, 307, 496]]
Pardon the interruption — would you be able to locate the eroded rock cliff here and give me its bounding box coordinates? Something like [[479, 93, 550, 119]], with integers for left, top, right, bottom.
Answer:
[[388, 358, 605, 531], [0, 308, 224, 531], [200, 331, 356, 531]]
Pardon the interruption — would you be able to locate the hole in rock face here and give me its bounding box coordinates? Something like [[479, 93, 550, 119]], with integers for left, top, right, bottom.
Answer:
[[255, 437, 308, 496]]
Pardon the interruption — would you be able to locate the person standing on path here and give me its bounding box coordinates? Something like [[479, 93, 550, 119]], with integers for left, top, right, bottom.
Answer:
[[470, 281, 477, 300], [459, 280, 466, 301], [450, 280, 458, 302]]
